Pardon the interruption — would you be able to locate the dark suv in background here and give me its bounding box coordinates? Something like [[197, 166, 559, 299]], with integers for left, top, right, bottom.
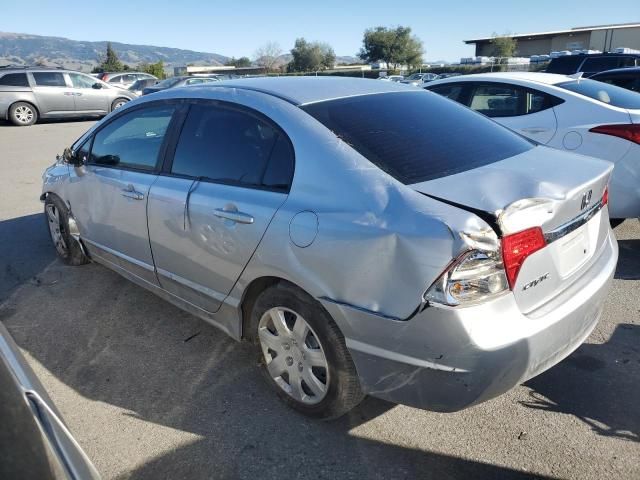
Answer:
[[546, 53, 640, 77]]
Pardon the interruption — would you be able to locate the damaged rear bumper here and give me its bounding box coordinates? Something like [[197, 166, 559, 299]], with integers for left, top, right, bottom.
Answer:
[[320, 230, 618, 412]]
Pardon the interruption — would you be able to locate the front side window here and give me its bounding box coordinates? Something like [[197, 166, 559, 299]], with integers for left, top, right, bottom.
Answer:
[[546, 56, 584, 74], [302, 91, 533, 184], [557, 79, 640, 109], [0, 73, 29, 87], [108, 75, 123, 84], [90, 105, 175, 170], [171, 103, 294, 190], [69, 73, 96, 89], [429, 84, 465, 102], [32, 72, 66, 87]]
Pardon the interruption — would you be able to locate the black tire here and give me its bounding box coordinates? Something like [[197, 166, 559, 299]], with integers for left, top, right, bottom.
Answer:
[[610, 219, 625, 229], [249, 282, 364, 420], [44, 195, 89, 266], [111, 98, 129, 111], [9, 102, 38, 126]]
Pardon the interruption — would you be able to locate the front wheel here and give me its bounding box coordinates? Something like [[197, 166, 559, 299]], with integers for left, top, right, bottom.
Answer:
[[44, 195, 89, 266], [111, 98, 129, 111], [250, 283, 364, 419]]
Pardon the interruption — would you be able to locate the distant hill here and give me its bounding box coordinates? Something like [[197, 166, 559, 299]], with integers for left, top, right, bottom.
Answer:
[[0, 32, 230, 73]]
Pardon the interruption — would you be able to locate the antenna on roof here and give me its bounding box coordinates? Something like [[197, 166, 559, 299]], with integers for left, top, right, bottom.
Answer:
[[568, 72, 584, 81]]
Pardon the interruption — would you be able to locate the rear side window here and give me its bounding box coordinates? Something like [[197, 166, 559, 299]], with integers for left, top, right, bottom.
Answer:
[[557, 79, 640, 109], [581, 56, 625, 72], [171, 103, 294, 191], [90, 105, 175, 170], [0, 73, 29, 86], [302, 91, 534, 184], [546, 56, 584, 74], [32, 72, 66, 87]]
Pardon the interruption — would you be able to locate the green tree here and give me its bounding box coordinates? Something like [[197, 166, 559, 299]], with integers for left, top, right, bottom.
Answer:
[[288, 38, 336, 73], [490, 33, 517, 62], [93, 42, 125, 73], [138, 60, 166, 79], [359, 26, 423, 70], [225, 56, 252, 68]]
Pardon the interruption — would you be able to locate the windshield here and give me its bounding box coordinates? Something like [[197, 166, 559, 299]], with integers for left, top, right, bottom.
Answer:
[[302, 91, 534, 184], [557, 79, 640, 109]]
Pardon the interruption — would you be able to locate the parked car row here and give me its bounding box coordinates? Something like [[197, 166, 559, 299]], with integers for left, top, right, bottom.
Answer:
[[42, 76, 619, 420], [424, 72, 640, 222], [0, 66, 137, 125]]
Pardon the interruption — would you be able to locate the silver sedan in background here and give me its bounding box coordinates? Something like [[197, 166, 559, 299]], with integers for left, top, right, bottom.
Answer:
[[41, 78, 617, 419]]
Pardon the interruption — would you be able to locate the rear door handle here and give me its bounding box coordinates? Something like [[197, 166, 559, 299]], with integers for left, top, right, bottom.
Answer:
[[121, 184, 144, 200], [213, 208, 254, 224]]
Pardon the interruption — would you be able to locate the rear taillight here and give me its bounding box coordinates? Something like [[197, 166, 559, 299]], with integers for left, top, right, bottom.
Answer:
[[501, 227, 546, 289], [589, 124, 640, 145], [602, 186, 609, 206]]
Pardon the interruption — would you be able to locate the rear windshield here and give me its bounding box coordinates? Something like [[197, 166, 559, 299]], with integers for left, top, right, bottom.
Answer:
[[154, 77, 184, 88], [302, 91, 534, 184], [546, 56, 584, 74], [557, 79, 640, 109]]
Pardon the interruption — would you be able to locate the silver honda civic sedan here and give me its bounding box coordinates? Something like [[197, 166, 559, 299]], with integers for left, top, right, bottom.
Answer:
[[41, 77, 618, 419]]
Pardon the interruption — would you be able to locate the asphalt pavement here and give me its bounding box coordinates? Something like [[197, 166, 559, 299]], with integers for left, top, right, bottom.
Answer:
[[0, 120, 638, 480]]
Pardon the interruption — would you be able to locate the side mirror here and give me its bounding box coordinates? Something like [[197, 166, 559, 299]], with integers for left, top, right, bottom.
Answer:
[[92, 82, 103, 89], [63, 147, 84, 167]]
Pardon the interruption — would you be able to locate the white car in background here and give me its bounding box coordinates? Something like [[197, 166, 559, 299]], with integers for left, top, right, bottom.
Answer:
[[425, 72, 640, 222], [378, 75, 404, 82]]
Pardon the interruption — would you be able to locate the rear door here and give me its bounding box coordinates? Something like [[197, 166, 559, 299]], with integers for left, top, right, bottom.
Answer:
[[30, 71, 75, 114], [466, 82, 559, 144], [67, 72, 109, 113], [147, 101, 294, 312], [66, 103, 177, 285]]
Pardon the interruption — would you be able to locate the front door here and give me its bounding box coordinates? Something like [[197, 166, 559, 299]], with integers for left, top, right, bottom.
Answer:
[[30, 72, 75, 115], [67, 103, 177, 285], [147, 101, 294, 312], [67, 72, 109, 114]]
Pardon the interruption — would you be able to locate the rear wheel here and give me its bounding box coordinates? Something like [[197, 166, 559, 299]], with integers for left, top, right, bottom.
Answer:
[[44, 195, 89, 266], [9, 102, 38, 126], [111, 98, 129, 111], [250, 283, 364, 419]]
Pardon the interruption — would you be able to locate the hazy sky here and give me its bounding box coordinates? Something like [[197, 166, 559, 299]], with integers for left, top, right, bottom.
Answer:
[[2, 1, 638, 61]]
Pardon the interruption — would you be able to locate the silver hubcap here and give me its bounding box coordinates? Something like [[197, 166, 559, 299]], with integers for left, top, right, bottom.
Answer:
[[114, 100, 126, 109], [46, 204, 68, 256], [14, 105, 34, 123], [258, 307, 329, 405]]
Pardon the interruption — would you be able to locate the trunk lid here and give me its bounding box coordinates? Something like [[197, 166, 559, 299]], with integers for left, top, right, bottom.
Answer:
[[411, 145, 613, 314]]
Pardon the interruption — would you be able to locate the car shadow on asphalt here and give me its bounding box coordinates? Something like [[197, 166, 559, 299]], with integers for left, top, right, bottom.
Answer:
[[615, 239, 640, 280], [522, 323, 640, 443], [0, 256, 556, 480], [0, 213, 56, 302]]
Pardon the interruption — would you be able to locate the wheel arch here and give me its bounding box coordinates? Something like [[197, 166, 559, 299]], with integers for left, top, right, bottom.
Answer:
[[239, 276, 333, 341]]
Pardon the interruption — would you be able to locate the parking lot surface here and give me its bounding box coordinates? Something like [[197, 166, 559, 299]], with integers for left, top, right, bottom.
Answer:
[[1, 120, 639, 480]]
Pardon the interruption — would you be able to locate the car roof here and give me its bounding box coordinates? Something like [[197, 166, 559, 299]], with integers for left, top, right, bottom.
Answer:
[[592, 66, 640, 76], [198, 76, 413, 105], [427, 71, 573, 87]]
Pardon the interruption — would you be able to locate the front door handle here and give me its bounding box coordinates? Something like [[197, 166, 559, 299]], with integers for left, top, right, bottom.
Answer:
[[213, 208, 254, 224], [121, 184, 144, 200]]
